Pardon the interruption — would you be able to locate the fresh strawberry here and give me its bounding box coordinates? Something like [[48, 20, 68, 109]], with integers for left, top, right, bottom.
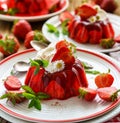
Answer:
[[59, 11, 74, 23], [114, 34, 120, 43], [0, 90, 26, 104], [79, 87, 97, 101], [4, 76, 22, 90], [45, 80, 65, 99], [44, 0, 60, 11], [95, 70, 114, 88], [0, 35, 20, 56], [97, 87, 120, 102], [56, 40, 69, 50], [13, 20, 32, 40], [88, 22, 102, 44], [75, 22, 89, 43], [75, 4, 97, 20], [102, 22, 115, 39], [52, 47, 75, 69], [24, 66, 36, 85], [29, 67, 45, 93], [24, 30, 49, 49], [100, 38, 115, 49]]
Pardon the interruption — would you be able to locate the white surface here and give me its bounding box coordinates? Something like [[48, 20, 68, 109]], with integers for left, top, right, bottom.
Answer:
[[0, 0, 69, 22], [0, 49, 120, 123], [42, 13, 120, 53]]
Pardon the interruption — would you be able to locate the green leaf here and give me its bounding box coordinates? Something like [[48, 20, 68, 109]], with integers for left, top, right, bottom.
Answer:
[[28, 99, 35, 108], [34, 98, 41, 110], [37, 92, 50, 100], [34, 67, 40, 75], [0, 93, 9, 99], [61, 19, 69, 35], [46, 23, 60, 37], [22, 92, 35, 99], [85, 70, 101, 75], [22, 85, 35, 94], [28, 98, 41, 110]]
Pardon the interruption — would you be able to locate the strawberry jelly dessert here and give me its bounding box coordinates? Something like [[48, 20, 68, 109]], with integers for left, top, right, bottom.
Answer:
[[68, 4, 115, 44], [24, 40, 88, 100], [0, 0, 64, 16]]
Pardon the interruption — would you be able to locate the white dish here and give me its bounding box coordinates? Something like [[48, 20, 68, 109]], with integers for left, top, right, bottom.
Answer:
[[0, 49, 120, 123], [42, 13, 120, 53], [0, 0, 69, 22]]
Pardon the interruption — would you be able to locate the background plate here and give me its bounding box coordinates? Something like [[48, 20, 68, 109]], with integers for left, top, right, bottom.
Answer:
[[42, 13, 120, 53], [0, 0, 69, 22]]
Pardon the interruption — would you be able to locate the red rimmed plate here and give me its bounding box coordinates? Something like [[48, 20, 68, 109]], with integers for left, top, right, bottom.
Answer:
[[0, 48, 120, 123], [0, 0, 69, 22]]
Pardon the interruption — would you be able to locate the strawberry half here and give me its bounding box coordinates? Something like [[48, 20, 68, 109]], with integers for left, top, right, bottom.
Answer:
[[79, 87, 97, 101], [59, 11, 74, 22], [4, 76, 22, 90], [52, 46, 75, 69], [75, 4, 97, 20], [97, 87, 120, 102], [45, 80, 65, 99], [95, 70, 114, 88]]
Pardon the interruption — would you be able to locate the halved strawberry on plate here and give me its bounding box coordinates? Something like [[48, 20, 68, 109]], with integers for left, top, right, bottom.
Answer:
[[97, 87, 120, 102]]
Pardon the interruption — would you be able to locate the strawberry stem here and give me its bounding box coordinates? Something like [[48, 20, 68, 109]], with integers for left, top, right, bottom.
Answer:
[[111, 89, 120, 101]]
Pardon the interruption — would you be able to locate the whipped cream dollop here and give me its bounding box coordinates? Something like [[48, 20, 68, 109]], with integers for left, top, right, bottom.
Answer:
[[35, 42, 65, 73]]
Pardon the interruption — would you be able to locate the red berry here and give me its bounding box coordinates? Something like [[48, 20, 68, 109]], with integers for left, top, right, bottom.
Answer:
[[4, 76, 22, 90]]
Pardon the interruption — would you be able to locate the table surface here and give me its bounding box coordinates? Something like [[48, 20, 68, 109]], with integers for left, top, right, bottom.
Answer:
[[0, 0, 120, 122]]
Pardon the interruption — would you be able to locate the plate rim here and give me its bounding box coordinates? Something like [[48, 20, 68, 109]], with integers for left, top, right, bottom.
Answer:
[[0, 48, 120, 123], [0, 0, 69, 22], [42, 13, 120, 53]]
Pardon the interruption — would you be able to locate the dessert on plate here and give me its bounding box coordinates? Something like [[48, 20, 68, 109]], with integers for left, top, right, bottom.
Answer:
[[60, 4, 115, 44], [24, 40, 88, 99]]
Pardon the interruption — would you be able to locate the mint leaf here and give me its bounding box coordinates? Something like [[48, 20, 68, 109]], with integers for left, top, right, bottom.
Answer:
[[46, 23, 60, 37], [22, 93, 35, 99], [22, 85, 35, 94]]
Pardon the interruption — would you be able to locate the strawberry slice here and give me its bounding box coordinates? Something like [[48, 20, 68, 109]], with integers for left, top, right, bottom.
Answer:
[[44, 0, 60, 10], [52, 47, 75, 69], [97, 87, 120, 102], [95, 70, 114, 88], [29, 67, 45, 93], [45, 80, 65, 99], [79, 87, 97, 101], [102, 22, 115, 39], [75, 22, 88, 43], [59, 11, 74, 22], [56, 40, 69, 50], [88, 23, 102, 44], [4, 76, 22, 90], [75, 4, 97, 20]]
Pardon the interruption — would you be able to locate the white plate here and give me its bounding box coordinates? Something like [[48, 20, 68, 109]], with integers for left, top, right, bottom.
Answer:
[[0, 49, 120, 123], [42, 13, 120, 53], [0, 0, 69, 22]]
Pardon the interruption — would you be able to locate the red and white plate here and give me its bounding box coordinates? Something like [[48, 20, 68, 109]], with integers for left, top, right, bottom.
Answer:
[[42, 13, 120, 53], [0, 0, 69, 22], [0, 49, 120, 123]]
